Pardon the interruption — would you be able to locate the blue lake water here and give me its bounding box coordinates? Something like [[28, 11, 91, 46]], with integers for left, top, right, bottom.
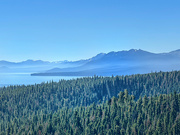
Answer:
[[0, 73, 82, 87]]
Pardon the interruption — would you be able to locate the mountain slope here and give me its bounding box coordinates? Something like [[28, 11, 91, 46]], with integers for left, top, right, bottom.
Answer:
[[0, 59, 88, 73], [1, 49, 180, 75], [33, 49, 180, 76]]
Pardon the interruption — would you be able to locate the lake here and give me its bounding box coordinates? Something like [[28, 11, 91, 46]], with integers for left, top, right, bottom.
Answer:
[[0, 73, 82, 87]]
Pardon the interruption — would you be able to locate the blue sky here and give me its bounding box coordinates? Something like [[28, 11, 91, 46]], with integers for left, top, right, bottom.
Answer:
[[0, 0, 180, 62]]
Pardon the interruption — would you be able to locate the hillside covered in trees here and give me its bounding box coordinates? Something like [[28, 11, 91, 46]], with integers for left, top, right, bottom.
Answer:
[[0, 70, 180, 134], [1, 91, 180, 134]]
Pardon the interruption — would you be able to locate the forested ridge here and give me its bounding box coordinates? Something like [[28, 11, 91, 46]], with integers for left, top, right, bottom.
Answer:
[[1, 91, 180, 134], [1, 71, 180, 134]]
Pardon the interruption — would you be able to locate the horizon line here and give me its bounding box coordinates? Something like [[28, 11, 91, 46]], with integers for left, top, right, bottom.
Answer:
[[0, 48, 179, 63]]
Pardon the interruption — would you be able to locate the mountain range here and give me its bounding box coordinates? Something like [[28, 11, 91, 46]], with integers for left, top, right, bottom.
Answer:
[[1, 49, 180, 76]]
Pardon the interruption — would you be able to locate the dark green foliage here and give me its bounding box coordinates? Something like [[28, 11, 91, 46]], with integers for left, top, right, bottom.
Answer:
[[1, 71, 180, 116], [0, 91, 179, 134], [0, 70, 180, 134]]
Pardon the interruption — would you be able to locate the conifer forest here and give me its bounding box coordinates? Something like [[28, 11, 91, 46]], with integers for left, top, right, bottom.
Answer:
[[0, 71, 180, 134]]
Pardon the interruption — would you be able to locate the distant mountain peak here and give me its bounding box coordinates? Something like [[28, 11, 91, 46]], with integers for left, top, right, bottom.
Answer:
[[128, 49, 147, 52], [21, 59, 50, 64], [170, 49, 180, 53], [129, 49, 138, 51], [25, 59, 44, 62], [90, 53, 106, 61], [105, 49, 150, 56]]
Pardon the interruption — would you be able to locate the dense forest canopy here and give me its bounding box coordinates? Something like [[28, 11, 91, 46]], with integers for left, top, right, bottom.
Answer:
[[1, 91, 180, 134], [0, 70, 180, 134]]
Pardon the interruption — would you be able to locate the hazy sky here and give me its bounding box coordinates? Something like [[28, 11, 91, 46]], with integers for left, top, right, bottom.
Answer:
[[0, 0, 180, 62]]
